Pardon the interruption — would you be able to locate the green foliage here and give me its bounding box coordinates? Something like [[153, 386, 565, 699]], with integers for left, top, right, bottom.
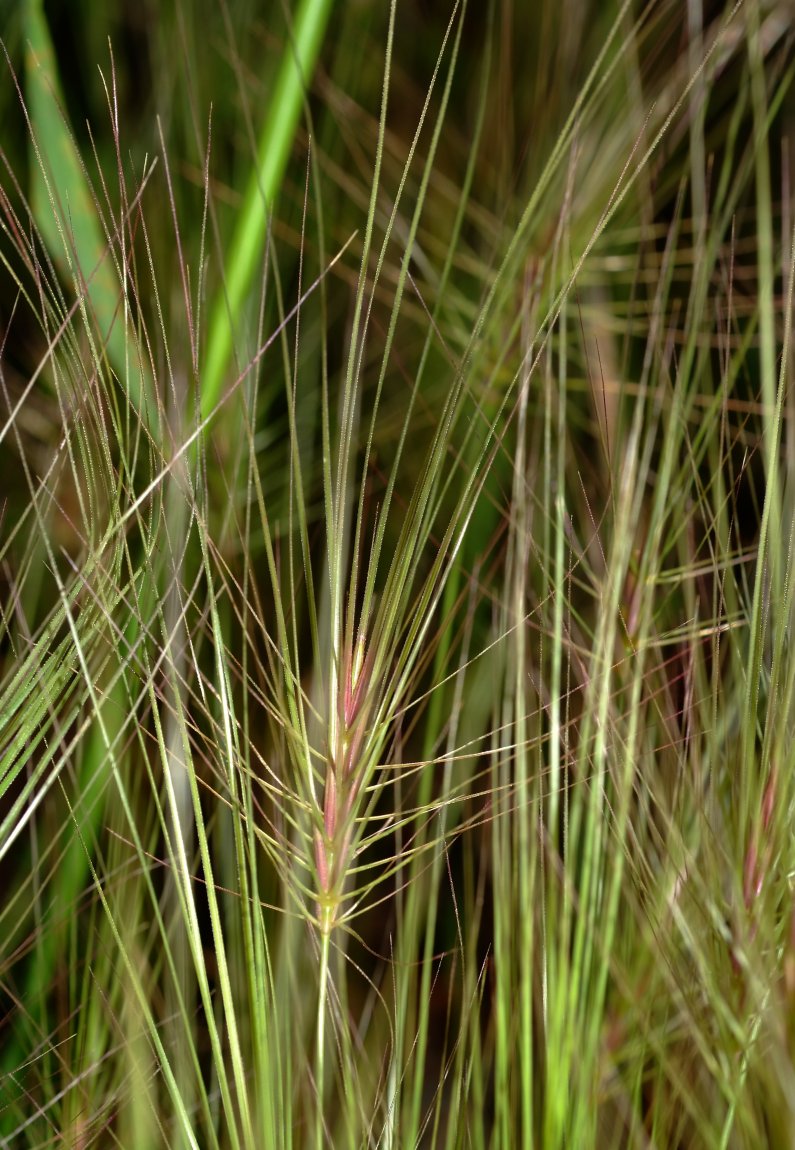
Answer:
[[2, 1, 795, 1147]]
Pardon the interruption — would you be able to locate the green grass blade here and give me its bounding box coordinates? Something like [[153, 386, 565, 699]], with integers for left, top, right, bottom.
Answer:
[[201, 0, 334, 423]]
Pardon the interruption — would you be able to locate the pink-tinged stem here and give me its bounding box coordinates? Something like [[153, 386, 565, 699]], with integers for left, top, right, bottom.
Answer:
[[323, 768, 338, 839], [343, 721, 365, 781], [314, 830, 330, 893], [343, 631, 372, 728]]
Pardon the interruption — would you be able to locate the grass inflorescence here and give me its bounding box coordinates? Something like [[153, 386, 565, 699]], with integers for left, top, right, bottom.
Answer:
[[2, 1, 795, 1147]]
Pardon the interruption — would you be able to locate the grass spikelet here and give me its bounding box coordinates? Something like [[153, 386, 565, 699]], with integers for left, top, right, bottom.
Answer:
[[2, 3, 795, 1147]]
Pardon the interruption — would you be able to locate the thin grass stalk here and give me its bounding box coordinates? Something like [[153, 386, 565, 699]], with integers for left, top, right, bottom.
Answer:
[[746, 2, 782, 575], [201, 0, 333, 424], [718, 198, 795, 1150], [5, 2, 795, 1144]]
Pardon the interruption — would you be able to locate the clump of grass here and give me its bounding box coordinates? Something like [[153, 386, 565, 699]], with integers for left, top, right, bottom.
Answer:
[[2, 1, 795, 1147]]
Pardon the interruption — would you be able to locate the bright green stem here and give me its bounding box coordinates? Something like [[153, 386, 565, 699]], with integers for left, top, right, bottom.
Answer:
[[201, 0, 334, 423], [315, 928, 331, 1150]]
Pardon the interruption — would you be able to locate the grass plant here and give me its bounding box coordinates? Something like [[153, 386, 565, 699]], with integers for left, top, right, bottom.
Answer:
[[2, 1, 795, 1146]]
